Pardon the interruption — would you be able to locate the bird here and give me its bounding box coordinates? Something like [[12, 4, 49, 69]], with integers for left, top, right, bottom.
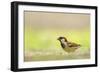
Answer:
[[57, 36, 81, 53]]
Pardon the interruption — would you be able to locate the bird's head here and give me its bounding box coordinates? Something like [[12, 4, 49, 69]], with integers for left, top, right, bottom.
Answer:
[[57, 36, 68, 42]]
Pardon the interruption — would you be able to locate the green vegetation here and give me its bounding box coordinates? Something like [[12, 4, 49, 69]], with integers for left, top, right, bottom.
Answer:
[[24, 28, 90, 61]]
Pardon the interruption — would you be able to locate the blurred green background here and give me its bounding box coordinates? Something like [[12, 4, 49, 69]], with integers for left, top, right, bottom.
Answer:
[[24, 11, 90, 61]]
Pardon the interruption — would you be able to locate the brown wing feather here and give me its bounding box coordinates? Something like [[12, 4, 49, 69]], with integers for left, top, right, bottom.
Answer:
[[68, 42, 80, 47]]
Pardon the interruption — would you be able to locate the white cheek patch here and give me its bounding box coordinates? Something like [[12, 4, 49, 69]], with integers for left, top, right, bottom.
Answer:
[[61, 39, 65, 42], [61, 39, 68, 47]]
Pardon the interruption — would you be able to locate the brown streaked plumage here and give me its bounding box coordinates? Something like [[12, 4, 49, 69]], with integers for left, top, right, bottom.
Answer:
[[57, 36, 81, 53]]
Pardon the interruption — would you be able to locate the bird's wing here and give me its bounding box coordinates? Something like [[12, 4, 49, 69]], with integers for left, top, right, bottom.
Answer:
[[68, 42, 80, 47]]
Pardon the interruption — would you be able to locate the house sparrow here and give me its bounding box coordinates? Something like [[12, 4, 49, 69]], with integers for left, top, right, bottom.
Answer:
[[57, 36, 81, 53]]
